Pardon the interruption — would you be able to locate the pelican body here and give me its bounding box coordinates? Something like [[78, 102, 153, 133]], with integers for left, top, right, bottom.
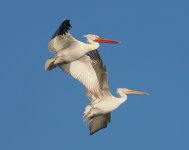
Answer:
[[48, 35, 99, 64], [83, 50, 148, 135], [46, 19, 119, 70], [84, 88, 148, 122]]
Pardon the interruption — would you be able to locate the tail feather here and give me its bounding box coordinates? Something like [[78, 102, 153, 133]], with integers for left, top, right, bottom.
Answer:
[[83, 105, 111, 135], [89, 113, 111, 135]]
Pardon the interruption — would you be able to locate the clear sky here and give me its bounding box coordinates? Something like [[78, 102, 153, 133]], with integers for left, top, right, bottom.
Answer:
[[0, 0, 188, 149]]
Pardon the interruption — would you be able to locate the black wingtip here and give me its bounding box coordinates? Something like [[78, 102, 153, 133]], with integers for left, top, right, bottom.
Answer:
[[51, 18, 72, 39]]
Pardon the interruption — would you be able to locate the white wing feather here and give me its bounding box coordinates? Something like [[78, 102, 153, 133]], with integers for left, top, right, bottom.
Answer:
[[86, 50, 111, 103], [48, 33, 79, 53], [59, 55, 103, 98]]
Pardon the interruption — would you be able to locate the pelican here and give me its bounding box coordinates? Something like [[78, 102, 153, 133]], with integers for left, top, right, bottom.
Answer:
[[83, 50, 148, 135], [45, 19, 120, 98]]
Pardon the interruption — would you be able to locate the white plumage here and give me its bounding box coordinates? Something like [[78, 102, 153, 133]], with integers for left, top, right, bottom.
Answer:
[[83, 50, 148, 135], [45, 19, 148, 135]]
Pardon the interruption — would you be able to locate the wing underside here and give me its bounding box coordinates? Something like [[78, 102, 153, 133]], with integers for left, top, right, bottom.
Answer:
[[59, 56, 103, 98], [86, 50, 111, 102]]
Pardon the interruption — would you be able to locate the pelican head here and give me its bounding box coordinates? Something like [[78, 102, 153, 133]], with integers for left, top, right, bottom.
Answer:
[[84, 34, 120, 44], [117, 88, 149, 96]]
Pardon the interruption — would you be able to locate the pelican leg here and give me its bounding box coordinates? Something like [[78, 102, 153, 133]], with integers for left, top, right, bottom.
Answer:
[[48, 61, 56, 70], [45, 58, 57, 71], [84, 105, 99, 120], [84, 105, 94, 118]]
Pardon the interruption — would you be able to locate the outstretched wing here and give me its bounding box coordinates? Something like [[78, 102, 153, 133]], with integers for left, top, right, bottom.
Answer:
[[87, 50, 104, 88], [89, 113, 111, 135], [48, 19, 79, 53], [84, 50, 112, 135], [59, 55, 103, 98], [101, 65, 111, 97], [86, 50, 111, 101]]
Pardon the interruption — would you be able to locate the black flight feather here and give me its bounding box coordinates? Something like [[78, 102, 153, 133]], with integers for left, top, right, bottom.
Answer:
[[51, 19, 72, 39]]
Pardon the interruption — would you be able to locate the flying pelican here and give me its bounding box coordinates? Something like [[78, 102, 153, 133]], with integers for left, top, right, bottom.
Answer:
[[83, 50, 148, 135], [45, 19, 120, 98]]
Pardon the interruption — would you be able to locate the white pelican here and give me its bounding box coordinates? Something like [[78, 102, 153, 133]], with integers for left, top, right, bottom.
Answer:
[[83, 50, 148, 135], [45, 19, 120, 98]]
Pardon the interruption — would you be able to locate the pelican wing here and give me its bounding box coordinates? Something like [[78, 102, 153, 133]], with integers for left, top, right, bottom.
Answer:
[[59, 55, 102, 98], [89, 113, 111, 135], [87, 50, 104, 88], [86, 50, 111, 101], [48, 19, 79, 53], [101, 65, 111, 96]]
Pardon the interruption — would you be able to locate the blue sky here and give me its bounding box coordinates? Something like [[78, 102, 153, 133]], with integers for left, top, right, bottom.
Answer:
[[0, 0, 188, 149]]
